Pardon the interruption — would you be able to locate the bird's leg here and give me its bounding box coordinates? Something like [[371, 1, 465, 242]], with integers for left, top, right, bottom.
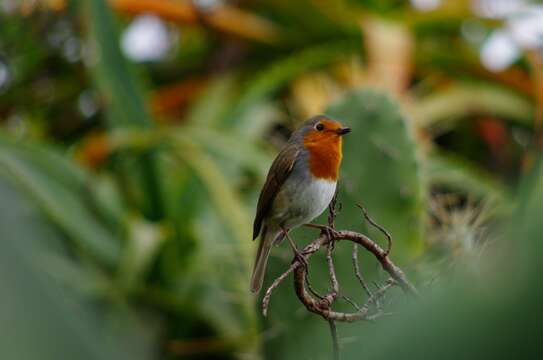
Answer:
[[281, 227, 308, 268]]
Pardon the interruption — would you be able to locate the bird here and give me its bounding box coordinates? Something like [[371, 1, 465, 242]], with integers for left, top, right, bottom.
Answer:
[[251, 115, 351, 293]]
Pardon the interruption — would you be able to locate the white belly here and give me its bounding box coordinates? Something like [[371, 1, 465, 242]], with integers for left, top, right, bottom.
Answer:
[[271, 177, 336, 229]]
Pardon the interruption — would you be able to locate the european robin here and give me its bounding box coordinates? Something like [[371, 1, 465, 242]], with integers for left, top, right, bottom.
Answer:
[[251, 115, 351, 293]]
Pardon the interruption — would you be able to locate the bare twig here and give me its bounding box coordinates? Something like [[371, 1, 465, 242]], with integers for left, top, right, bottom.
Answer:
[[261, 261, 299, 316], [261, 240, 321, 316], [356, 204, 392, 256], [263, 227, 417, 319], [341, 294, 362, 312], [285, 229, 417, 322], [372, 278, 397, 301], [352, 244, 375, 301], [305, 272, 324, 300], [338, 230, 417, 296], [283, 228, 308, 268], [326, 242, 339, 296], [328, 320, 340, 360]]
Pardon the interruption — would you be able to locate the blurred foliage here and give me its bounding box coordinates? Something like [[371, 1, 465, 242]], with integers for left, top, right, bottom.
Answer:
[[340, 156, 543, 359], [0, 0, 542, 359]]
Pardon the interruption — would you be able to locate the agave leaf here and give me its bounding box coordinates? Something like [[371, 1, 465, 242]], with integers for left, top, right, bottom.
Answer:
[[173, 137, 253, 270], [85, 0, 164, 220], [181, 126, 271, 175], [0, 134, 88, 188], [184, 74, 240, 127], [178, 206, 259, 339], [228, 40, 361, 131], [164, 140, 259, 355], [0, 177, 153, 360], [426, 150, 511, 207], [0, 140, 120, 266], [411, 83, 534, 131], [86, 0, 151, 128], [117, 217, 166, 292]]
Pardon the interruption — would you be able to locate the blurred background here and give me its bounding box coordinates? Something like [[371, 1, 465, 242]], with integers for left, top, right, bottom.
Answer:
[[1, 0, 543, 359]]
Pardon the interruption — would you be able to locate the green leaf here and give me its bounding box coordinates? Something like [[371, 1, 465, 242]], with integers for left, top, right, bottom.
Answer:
[[425, 150, 512, 206], [162, 143, 260, 355], [0, 140, 120, 266], [179, 206, 259, 341], [412, 83, 535, 131], [0, 177, 153, 360], [184, 74, 240, 128], [174, 138, 253, 271], [117, 217, 166, 292], [181, 126, 272, 175], [0, 134, 88, 191], [85, 0, 164, 220], [85, 0, 151, 129], [228, 40, 361, 130]]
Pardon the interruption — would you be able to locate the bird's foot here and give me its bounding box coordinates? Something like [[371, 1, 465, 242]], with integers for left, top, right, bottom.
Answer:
[[281, 227, 308, 268], [303, 223, 336, 240], [292, 248, 308, 268]]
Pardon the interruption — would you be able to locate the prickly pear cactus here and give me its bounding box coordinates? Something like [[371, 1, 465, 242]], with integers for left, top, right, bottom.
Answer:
[[327, 89, 425, 260]]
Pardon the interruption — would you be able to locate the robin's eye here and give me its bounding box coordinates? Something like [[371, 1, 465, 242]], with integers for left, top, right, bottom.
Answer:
[[316, 123, 324, 131]]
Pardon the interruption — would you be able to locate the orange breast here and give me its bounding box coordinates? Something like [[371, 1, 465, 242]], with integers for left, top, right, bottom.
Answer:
[[303, 134, 342, 181]]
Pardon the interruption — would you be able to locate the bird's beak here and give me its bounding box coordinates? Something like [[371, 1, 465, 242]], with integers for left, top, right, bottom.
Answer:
[[336, 127, 351, 135]]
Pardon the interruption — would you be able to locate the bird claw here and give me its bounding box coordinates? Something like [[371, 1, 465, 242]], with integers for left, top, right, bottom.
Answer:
[[303, 223, 336, 240], [293, 249, 308, 268], [303, 223, 327, 230], [281, 227, 308, 268]]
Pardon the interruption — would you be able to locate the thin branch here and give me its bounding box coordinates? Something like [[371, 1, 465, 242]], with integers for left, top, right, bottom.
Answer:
[[261, 261, 299, 316], [341, 294, 362, 312], [371, 278, 396, 303], [305, 271, 324, 300], [356, 204, 392, 256], [261, 240, 321, 316], [286, 230, 417, 322], [366, 312, 393, 321], [352, 244, 374, 301], [295, 270, 373, 322], [263, 206, 417, 318], [283, 228, 308, 268], [328, 320, 340, 360], [338, 230, 418, 296], [327, 242, 339, 296]]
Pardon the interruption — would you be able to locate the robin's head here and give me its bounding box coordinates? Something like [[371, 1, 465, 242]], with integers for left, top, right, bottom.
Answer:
[[295, 115, 351, 180], [299, 115, 351, 145]]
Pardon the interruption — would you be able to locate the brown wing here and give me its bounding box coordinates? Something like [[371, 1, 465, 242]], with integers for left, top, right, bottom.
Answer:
[[252, 143, 299, 240]]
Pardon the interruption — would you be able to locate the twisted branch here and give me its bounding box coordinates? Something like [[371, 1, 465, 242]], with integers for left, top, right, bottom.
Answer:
[[261, 217, 417, 320], [261, 204, 417, 359], [290, 229, 417, 322]]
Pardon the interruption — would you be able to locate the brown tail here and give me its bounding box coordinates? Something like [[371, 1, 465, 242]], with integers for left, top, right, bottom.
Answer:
[[250, 226, 280, 293]]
